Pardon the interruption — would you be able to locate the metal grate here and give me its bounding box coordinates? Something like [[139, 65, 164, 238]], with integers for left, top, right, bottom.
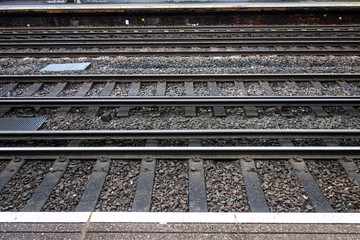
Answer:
[[0, 117, 46, 131]]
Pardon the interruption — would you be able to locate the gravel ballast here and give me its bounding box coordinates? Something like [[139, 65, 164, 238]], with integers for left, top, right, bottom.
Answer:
[[256, 160, 314, 212], [0, 160, 52, 211], [6, 83, 32, 97], [1, 41, 360, 215], [40, 114, 360, 131], [151, 160, 188, 212], [138, 83, 156, 96], [306, 160, 360, 212], [31, 83, 56, 97], [95, 160, 140, 212], [86, 83, 106, 97], [205, 160, 249, 212], [57, 83, 82, 97], [165, 82, 185, 96], [42, 160, 95, 212], [110, 83, 130, 96], [270, 82, 298, 96], [2, 56, 360, 75]]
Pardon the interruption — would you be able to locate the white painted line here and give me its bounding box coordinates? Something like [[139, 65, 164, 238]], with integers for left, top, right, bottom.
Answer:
[[1, 146, 360, 151], [0, 212, 90, 223], [1, 212, 359, 224], [90, 212, 360, 224]]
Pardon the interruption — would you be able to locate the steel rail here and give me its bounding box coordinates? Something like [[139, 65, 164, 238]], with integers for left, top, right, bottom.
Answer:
[[1, 129, 359, 140], [2, 49, 360, 58], [0, 96, 359, 107], [1, 74, 358, 82], [0, 146, 359, 159], [1, 40, 359, 48], [1, 25, 358, 31], [1, 37, 359, 43]]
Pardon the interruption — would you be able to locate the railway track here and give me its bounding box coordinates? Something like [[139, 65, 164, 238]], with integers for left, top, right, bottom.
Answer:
[[0, 96, 359, 108], [2, 25, 360, 36], [0, 129, 360, 160], [1, 23, 360, 238], [1, 73, 360, 119], [1, 73, 360, 82], [0, 144, 359, 213], [1, 25, 360, 57]]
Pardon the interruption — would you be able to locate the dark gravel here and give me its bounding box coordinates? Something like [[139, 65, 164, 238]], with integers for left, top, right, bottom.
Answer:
[[37, 107, 58, 117], [95, 160, 140, 212], [297, 82, 323, 96], [32, 83, 56, 97], [291, 139, 326, 146], [307, 160, 360, 212], [256, 160, 314, 212], [205, 160, 249, 212], [2, 107, 37, 118], [194, 82, 210, 96], [337, 139, 360, 146], [196, 107, 213, 117], [128, 107, 164, 118], [157, 139, 189, 147], [244, 82, 265, 96], [225, 107, 244, 116], [110, 83, 130, 96], [79, 139, 146, 147], [57, 83, 82, 97], [323, 106, 352, 116], [0, 160, 52, 211], [0, 140, 68, 147], [160, 107, 185, 117], [165, 82, 185, 96], [42, 160, 95, 211], [86, 83, 106, 97], [322, 82, 352, 96], [218, 82, 243, 96], [289, 107, 316, 117], [40, 115, 360, 131], [2, 56, 360, 75], [349, 82, 360, 93], [138, 82, 156, 96], [201, 139, 236, 146], [257, 107, 280, 118], [5, 83, 32, 97], [246, 138, 280, 146], [151, 160, 188, 212], [270, 82, 298, 96]]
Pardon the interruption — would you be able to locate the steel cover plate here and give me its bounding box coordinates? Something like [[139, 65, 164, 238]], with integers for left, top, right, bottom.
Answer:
[[40, 63, 91, 72], [0, 118, 46, 131]]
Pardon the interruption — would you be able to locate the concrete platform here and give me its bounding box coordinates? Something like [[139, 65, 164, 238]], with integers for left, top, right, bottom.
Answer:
[[0, 212, 359, 239]]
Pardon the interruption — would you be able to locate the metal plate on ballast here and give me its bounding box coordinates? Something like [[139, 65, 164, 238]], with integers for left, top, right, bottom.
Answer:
[[40, 63, 91, 72], [0, 118, 46, 131]]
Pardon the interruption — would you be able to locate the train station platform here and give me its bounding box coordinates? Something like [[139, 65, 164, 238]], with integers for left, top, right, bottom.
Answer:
[[1, 212, 360, 239]]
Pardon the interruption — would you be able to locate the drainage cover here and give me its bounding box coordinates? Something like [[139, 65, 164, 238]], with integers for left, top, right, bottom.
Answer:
[[40, 62, 91, 72], [0, 117, 46, 131]]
